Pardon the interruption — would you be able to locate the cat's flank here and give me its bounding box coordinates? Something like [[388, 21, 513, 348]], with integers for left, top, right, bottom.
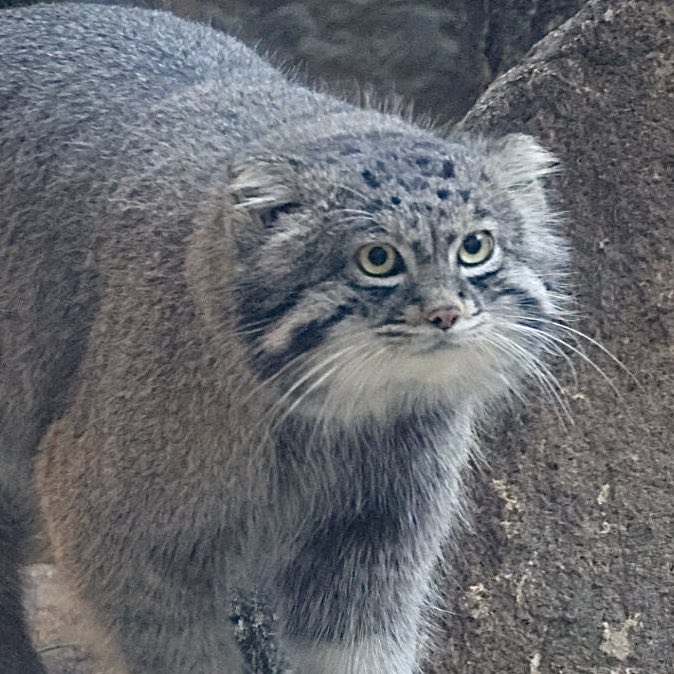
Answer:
[[0, 4, 568, 673]]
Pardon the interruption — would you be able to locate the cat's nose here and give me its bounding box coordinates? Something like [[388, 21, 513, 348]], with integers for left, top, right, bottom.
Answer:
[[425, 305, 462, 331]]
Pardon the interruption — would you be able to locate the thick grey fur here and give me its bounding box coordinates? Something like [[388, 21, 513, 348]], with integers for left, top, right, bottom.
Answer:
[[0, 4, 569, 674]]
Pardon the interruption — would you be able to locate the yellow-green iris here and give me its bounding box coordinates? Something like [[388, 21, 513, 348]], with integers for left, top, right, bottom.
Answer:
[[356, 243, 401, 277], [458, 231, 495, 266]]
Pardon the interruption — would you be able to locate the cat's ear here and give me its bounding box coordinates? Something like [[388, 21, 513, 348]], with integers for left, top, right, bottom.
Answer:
[[227, 159, 301, 222], [487, 133, 559, 190], [487, 134, 560, 226]]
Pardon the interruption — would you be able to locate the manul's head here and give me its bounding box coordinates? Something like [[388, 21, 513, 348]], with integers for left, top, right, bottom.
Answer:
[[213, 128, 569, 424]]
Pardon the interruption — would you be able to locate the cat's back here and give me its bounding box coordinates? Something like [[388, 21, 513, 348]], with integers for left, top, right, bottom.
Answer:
[[0, 3, 300, 193], [0, 3, 319, 460], [1, 3, 282, 132], [0, 3, 351, 266]]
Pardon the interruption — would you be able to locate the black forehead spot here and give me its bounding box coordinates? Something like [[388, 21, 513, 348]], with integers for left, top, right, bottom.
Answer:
[[442, 160, 455, 179], [436, 188, 449, 200], [362, 169, 381, 190], [474, 206, 489, 219], [415, 156, 430, 167], [390, 195, 401, 205], [481, 170, 491, 182], [459, 189, 471, 203]]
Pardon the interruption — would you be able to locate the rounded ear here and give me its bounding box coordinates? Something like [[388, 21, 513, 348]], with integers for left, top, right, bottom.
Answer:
[[485, 134, 562, 231], [487, 133, 560, 190], [228, 158, 301, 219]]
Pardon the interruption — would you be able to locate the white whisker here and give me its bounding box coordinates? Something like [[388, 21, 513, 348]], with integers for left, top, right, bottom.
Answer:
[[496, 314, 630, 399], [500, 313, 639, 386], [261, 342, 373, 438], [329, 208, 378, 220], [333, 183, 370, 206], [487, 332, 573, 425], [499, 323, 579, 391]]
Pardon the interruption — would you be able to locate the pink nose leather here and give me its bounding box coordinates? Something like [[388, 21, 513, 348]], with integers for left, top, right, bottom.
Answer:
[[425, 306, 462, 331]]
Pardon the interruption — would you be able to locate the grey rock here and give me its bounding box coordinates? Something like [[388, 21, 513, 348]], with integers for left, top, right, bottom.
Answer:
[[485, 0, 588, 74], [434, 1, 673, 672]]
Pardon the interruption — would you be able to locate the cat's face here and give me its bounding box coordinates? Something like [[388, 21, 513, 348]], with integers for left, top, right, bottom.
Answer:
[[230, 132, 568, 422]]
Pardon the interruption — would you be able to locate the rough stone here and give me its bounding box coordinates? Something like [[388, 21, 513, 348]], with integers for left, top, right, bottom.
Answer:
[[435, 1, 673, 672], [485, 0, 588, 74]]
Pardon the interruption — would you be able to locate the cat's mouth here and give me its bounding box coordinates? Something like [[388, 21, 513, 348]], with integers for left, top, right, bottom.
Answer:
[[413, 335, 463, 354], [374, 317, 484, 354]]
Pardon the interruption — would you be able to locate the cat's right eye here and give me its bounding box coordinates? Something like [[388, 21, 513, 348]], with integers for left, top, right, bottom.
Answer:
[[457, 230, 495, 267], [356, 243, 406, 277]]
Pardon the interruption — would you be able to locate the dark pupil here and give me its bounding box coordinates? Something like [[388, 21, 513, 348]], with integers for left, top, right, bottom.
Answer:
[[463, 234, 483, 255], [368, 246, 389, 267]]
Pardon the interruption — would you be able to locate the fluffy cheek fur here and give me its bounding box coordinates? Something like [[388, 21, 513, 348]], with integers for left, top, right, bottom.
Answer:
[[286, 319, 532, 425]]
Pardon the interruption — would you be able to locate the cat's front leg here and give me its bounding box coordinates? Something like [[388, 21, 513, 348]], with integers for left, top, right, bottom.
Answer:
[[280, 635, 421, 674], [269, 513, 435, 674]]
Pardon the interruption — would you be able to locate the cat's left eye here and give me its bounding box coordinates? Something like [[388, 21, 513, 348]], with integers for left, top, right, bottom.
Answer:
[[356, 243, 405, 277], [458, 231, 495, 267]]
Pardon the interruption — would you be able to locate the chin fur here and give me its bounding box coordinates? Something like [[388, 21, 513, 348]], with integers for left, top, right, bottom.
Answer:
[[283, 328, 527, 427]]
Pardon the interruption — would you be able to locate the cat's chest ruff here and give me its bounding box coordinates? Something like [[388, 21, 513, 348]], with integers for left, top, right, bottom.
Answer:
[[272, 409, 465, 491]]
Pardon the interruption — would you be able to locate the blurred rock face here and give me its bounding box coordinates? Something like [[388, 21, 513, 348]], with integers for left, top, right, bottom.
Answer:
[[446, 1, 673, 672], [160, 0, 585, 123]]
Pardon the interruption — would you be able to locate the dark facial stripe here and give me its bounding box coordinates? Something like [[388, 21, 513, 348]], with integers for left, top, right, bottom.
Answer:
[[238, 290, 301, 345], [254, 305, 355, 380], [466, 267, 502, 291], [494, 287, 546, 328], [261, 202, 302, 225], [288, 305, 354, 355], [239, 252, 347, 350], [347, 281, 399, 301], [495, 286, 542, 311]]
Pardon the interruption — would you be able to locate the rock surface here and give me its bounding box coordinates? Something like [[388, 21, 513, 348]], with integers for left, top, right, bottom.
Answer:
[[24, 565, 96, 674], [153, 0, 585, 123], [434, 2, 673, 673]]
